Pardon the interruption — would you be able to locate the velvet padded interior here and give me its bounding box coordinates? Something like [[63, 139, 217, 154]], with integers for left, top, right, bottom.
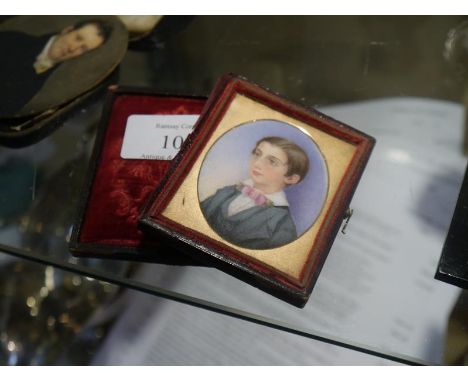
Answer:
[[79, 94, 206, 247]]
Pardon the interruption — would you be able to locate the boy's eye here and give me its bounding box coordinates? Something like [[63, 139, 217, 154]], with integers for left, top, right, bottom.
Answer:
[[269, 158, 281, 167]]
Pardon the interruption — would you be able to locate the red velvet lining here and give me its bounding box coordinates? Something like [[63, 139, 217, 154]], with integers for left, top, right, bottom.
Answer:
[[79, 94, 206, 247]]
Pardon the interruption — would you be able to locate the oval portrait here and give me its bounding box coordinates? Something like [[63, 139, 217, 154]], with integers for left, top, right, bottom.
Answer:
[[198, 120, 329, 250], [0, 15, 128, 119]]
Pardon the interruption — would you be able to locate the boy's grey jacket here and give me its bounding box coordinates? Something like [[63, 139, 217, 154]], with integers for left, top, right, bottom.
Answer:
[[200, 185, 297, 250]]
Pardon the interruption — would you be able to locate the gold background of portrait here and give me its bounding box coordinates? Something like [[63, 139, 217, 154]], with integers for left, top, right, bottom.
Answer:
[[162, 94, 357, 281], [0, 16, 128, 117]]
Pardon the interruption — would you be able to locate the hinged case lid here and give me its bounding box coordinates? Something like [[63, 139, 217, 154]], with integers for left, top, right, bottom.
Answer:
[[140, 74, 376, 306]]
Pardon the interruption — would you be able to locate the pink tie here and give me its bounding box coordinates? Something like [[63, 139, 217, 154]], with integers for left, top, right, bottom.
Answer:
[[241, 185, 268, 206]]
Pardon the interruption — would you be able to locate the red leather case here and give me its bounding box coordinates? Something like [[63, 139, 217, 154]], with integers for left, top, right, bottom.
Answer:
[[69, 86, 207, 264], [140, 75, 376, 307]]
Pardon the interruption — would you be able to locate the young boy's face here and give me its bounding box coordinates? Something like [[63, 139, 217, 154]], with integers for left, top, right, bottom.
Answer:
[[250, 141, 300, 194]]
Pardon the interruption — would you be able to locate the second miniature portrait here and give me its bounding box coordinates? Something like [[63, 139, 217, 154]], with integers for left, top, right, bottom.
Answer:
[[0, 16, 127, 119]]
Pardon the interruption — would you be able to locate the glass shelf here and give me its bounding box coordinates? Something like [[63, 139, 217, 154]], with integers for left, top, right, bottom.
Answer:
[[1, 16, 467, 365]]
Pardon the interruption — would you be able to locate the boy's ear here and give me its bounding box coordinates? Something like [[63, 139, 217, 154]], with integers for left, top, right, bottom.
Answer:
[[284, 174, 300, 185]]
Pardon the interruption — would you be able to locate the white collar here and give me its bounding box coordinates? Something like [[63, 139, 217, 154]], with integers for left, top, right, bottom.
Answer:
[[242, 179, 289, 207], [33, 36, 57, 74]]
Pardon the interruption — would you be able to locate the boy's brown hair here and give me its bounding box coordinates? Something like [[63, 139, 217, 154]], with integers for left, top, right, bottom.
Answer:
[[255, 136, 309, 182]]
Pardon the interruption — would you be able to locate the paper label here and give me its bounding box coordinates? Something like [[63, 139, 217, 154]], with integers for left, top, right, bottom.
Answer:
[[120, 114, 199, 160]]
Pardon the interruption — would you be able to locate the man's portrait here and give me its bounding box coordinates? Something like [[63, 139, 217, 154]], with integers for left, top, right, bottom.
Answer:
[[198, 120, 329, 250], [0, 16, 128, 119]]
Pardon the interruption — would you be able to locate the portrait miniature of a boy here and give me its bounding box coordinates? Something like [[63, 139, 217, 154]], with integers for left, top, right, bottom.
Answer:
[[200, 136, 309, 250]]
